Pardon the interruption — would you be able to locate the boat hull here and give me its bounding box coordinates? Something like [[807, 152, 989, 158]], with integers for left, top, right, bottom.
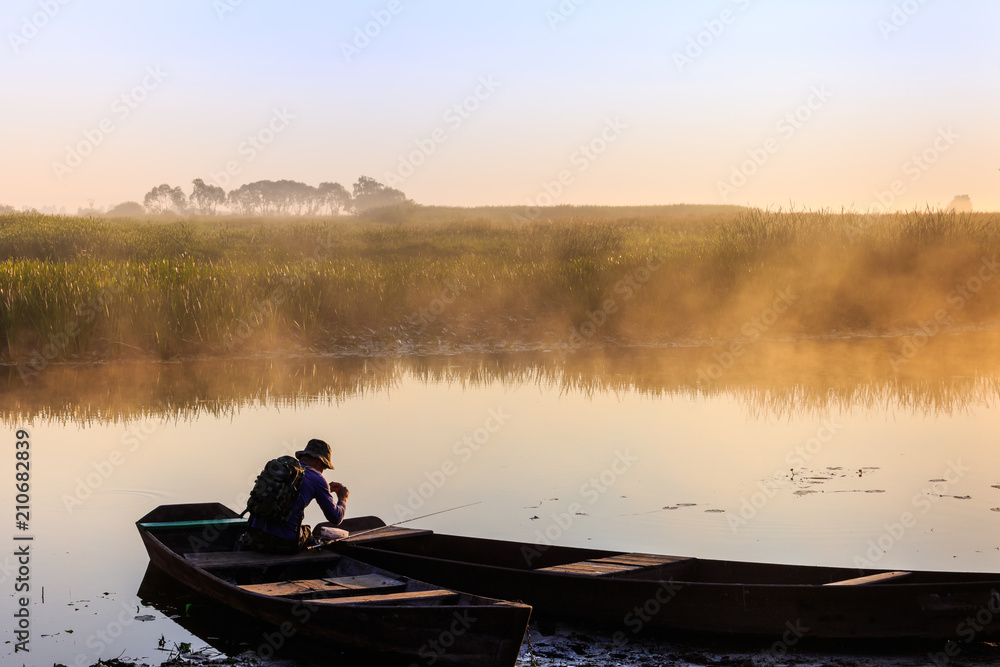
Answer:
[[338, 531, 1000, 640], [137, 504, 530, 667]]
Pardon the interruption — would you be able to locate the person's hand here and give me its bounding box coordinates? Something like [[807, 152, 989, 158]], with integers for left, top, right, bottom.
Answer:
[[330, 481, 349, 502]]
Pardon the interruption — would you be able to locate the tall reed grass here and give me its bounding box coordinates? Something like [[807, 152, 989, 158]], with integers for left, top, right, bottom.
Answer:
[[2, 207, 999, 363]]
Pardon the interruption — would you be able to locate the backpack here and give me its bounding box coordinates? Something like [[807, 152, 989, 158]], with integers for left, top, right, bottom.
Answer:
[[241, 456, 305, 523]]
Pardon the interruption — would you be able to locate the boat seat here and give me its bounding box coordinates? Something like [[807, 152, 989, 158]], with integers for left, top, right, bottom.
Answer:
[[536, 553, 693, 576], [823, 571, 912, 586], [240, 574, 408, 599], [312, 589, 461, 606], [184, 550, 341, 569]]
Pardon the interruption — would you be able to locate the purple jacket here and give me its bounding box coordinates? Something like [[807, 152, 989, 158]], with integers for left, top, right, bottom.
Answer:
[[248, 466, 345, 540]]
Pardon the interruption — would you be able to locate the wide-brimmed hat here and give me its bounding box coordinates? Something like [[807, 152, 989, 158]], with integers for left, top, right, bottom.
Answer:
[[296, 438, 334, 470]]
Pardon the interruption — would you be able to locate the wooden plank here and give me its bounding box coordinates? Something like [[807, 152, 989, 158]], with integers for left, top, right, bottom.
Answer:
[[184, 550, 341, 569], [312, 589, 460, 606], [537, 563, 611, 575], [537, 561, 641, 576], [241, 579, 331, 597], [592, 553, 692, 567], [576, 562, 642, 574], [338, 527, 433, 544], [139, 518, 248, 531], [537, 553, 694, 577], [240, 574, 407, 599], [823, 571, 912, 586], [596, 558, 662, 568]]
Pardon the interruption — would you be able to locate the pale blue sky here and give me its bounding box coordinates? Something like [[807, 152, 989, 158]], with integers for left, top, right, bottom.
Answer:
[[3, 1, 998, 211]]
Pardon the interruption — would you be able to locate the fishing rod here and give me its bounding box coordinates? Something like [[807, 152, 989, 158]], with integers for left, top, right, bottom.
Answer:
[[307, 501, 482, 549]]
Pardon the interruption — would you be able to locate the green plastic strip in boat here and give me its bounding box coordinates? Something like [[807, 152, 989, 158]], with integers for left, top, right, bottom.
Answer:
[[138, 518, 249, 531]]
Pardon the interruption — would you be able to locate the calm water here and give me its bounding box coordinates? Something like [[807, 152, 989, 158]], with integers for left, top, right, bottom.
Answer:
[[4, 334, 1000, 665]]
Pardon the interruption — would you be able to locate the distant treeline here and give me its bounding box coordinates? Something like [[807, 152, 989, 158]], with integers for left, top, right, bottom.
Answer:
[[3, 176, 408, 218], [138, 175, 408, 217]]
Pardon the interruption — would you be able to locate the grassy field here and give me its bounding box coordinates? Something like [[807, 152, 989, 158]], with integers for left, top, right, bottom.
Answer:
[[2, 206, 1000, 367]]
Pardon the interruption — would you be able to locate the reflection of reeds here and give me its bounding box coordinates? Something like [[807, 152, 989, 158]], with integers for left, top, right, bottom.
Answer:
[[5, 331, 1000, 424], [2, 208, 1000, 361]]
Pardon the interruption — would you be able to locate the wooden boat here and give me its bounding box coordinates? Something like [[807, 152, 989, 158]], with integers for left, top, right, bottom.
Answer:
[[336, 519, 1000, 640], [135, 503, 530, 666]]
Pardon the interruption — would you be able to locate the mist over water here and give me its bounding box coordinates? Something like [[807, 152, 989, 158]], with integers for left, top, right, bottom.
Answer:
[[7, 328, 1000, 423]]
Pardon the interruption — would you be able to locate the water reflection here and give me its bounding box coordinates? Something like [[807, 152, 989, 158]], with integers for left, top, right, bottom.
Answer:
[[8, 332, 1000, 664], [5, 330, 1000, 424]]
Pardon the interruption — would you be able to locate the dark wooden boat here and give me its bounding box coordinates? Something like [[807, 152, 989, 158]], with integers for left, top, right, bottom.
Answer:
[[136, 503, 530, 666], [336, 520, 1000, 640]]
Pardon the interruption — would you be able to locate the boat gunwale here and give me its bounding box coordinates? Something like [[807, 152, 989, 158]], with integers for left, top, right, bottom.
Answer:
[[340, 533, 1000, 589]]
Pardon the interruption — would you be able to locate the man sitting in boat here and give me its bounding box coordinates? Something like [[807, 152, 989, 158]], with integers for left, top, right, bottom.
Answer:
[[242, 439, 349, 554]]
